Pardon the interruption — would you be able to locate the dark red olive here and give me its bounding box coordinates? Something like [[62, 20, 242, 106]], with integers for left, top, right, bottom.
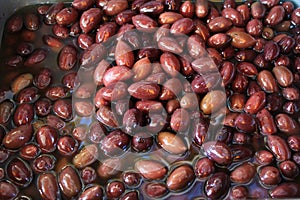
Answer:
[[19, 143, 40, 160], [203, 141, 232, 166], [7, 158, 33, 187], [53, 99, 73, 121], [80, 167, 97, 184], [58, 166, 82, 198], [57, 136, 78, 156], [37, 172, 59, 200], [0, 181, 19, 200], [132, 132, 153, 152], [235, 113, 256, 133], [34, 68, 52, 90], [88, 122, 106, 144], [32, 154, 56, 173], [3, 124, 33, 150], [122, 171, 141, 187], [194, 157, 215, 179], [36, 125, 59, 153], [100, 130, 130, 156], [16, 87, 39, 103], [106, 181, 125, 199], [35, 98, 52, 117], [144, 182, 168, 198], [13, 103, 34, 126], [0, 101, 14, 124], [205, 172, 230, 199]]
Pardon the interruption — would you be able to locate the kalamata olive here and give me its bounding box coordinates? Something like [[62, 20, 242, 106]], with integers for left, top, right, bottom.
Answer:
[[80, 167, 97, 184], [288, 135, 300, 152], [205, 172, 230, 199], [267, 135, 291, 161], [279, 160, 299, 180], [16, 42, 33, 56], [72, 0, 94, 10], [16, 87, 39, 104], [255, 150, 274, 165], [143, 182, 168, 198], [275, 113, 300, 135], [128, 81, 160, 100], [235, 113, 256, 133], [53, 99, 73, 121], [106, 181, 125, 199], [34, 98, 52, 117], [231, 145, 254, 162], [259, 166, 281, 186], [203, 141, 232, 166], [33, 68, 52, 90], [0, 181, 19, 200], [0, 148, 10, 164], [135, 159, 167, 180], [36, 125, 59, 153], [43, 35, 63, 48], [46, 115, 65, 130], [228, 93, 245, 112], [200, 90, 226, 115], [0, 101, 14, 124], [62, 72, 79, 90], [80, 8, 103, 33], [32, 154, 56, 173], [6, 15, 23, 33], [121, 191, 139, 200], [58, 166, 82, 198], [20, 143, 40, 160], [37, 172, 59, 200], [78, 185, 103, 200], [270, 183, 300, 198], [122, 171, 141, 187], [97, 158, 122, 179], [215, 126, 234, 144], [160, 78, 182, 101], [3, 124, 33, 150], [13, 103, 34, 126], [57, 136, 78, 156], [132, 132, 153, 152], [166, 165, 195, 191], [122, 108, 143, 135], [230, 162, 256, 184], [244, 91, 266, 114], [115, 39, 134, 68], [147, 113, 168, 133], [11, 73, 33, 94], [5, 55, 22, 67], [44, 2, 64, 25], [56, 7, 78, 26], [73, 144, 98, 169], [192, 119, 208, 146], [96, 105, 119, 128], [1, 1, 300, 199], [170, 108, 190, 132], [157, 132, 187, 155], [257, 108, 277, 135], [100, 130, 130, 156], [87, 122, 106, 144], [24, 13, 39, 31], [7, 158, 33, 187], [24, 49, 47, 66], [46, 86, 69, 101], [194, 157, 215, 179], [58, 45, 77, 71]]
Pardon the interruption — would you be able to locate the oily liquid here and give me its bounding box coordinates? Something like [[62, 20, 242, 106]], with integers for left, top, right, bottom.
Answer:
[[0, 3, 299, 200]]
